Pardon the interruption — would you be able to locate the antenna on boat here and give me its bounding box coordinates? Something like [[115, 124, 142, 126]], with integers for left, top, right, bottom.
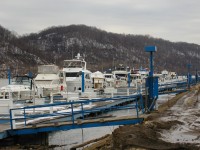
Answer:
[[83, 53, 86, 61], [75, 53, 83, 60]]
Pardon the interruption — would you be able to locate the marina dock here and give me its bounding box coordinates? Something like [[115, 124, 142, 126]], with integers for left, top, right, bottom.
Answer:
[[0, 48, 199, 147], [0, 77, 199, 146]]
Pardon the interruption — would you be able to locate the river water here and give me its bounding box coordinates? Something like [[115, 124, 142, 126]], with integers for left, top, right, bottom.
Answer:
[[49, 109, 135, 150]]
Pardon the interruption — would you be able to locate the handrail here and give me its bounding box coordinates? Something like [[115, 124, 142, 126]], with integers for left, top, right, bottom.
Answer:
[[9, 94, 142, 130], [9, 77, 199, 130]]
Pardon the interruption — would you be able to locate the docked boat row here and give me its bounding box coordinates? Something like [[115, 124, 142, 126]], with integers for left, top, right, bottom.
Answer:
[[0, 53, 186, 102]]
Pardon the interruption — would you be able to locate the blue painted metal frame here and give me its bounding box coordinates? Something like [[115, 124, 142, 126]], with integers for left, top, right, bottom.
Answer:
[[82, 71, 85, 92], [187, 64, 192, 89], [8, 68, 11, 85], [146, 77, 159, 99], [158, 89, 187, 95], [145, 46, 157, 52], [144, 45, 158, 111], [8, 79, 198, 128], [9, 94, 143, 131], [6, 77, 200, 137], [149, 52, 153, 77], [128, 72, 131, 88], [8, 118, 144, 136]]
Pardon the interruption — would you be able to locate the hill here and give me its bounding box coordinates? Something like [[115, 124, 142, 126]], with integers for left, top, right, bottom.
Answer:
[[0, 24, 200, 77], [0, 25, 47, 77]]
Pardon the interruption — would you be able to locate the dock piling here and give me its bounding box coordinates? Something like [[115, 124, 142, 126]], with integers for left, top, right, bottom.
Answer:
[[50, 92, 53, 114], [9, 91, 16, 129]]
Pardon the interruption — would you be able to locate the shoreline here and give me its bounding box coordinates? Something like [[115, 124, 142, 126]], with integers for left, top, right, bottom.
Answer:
[[79, 85, 200, 150]]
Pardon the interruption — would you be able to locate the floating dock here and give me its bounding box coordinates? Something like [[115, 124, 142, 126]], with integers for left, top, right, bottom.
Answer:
[[0, 77, 199, 146]]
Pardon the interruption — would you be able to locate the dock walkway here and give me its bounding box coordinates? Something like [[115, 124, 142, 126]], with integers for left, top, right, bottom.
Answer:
[[0, 79, 198, 141]]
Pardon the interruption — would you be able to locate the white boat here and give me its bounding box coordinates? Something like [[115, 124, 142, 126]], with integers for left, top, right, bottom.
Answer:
[[138, 68, 149, 80], [34, 65, 63, 97], [62, 53, 93, 93], [112, 64, 128, 87], [159, 70, 182, 84], [130, 72, 142, 84], [0, 75, 34, 100], [91, 71, 105, 89], [104, 73, 115, 88], [130, 68, 149, 84]]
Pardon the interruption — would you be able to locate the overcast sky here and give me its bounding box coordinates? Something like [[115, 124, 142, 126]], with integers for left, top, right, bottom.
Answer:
[[1, 0, 200, 44]]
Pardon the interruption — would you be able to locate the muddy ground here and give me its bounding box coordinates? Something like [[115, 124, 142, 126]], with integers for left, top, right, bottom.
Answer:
[[80, 86, 200, 150]]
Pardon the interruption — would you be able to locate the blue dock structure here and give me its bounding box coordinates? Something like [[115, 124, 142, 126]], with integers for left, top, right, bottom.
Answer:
[[12, 95, 142, 127], [0, 79, 199, 146], [144, 46, 158, 112], [0, 94, 144, 145], [0, 75, 199, 146], [1, 46, 200, 146]]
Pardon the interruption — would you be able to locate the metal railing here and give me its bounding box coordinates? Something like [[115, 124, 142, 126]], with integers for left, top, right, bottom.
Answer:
[[9, 94, 142, 130], [8, 77, 200, 130]]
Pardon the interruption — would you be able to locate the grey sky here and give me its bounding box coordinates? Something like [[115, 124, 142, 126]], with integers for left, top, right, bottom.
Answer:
[[1, 0, 200, 44]]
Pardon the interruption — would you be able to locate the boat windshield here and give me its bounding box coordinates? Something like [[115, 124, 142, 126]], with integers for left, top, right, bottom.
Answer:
[[63, 60, 85, 68], [12, 76, 31, 85], [116, 67, 126, 71], [105, 75, 112, 78], [115, 74, 126, 77], [66, 72, 82, 77]]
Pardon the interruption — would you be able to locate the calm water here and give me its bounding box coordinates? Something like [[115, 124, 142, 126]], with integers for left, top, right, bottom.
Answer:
[[48, 109, 135, 150], [49, 126, 118, 150]]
